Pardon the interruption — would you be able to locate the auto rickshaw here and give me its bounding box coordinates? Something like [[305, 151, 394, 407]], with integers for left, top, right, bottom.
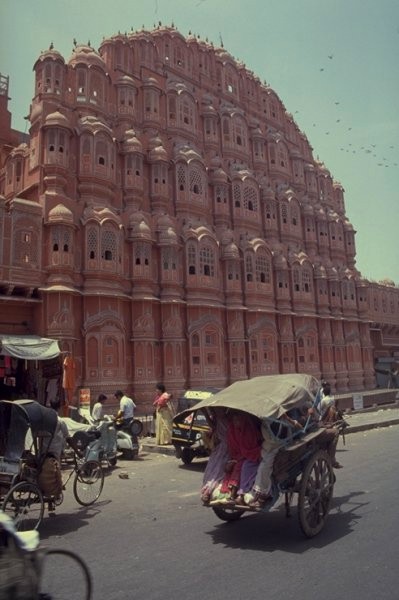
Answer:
[[176, 373, 346, 537], [172, 388, 219, 464]]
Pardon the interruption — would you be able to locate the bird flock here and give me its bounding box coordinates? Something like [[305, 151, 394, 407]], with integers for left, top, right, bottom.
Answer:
[[290, 53, 398, 171]]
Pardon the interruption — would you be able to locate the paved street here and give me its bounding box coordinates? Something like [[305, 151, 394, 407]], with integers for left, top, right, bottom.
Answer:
[[38, 425, 399, 600]]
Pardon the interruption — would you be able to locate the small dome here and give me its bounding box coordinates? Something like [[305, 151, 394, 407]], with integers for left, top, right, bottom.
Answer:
[[273, 253, 288, 269], [148, 135, 168, 162], [68, 44, 106, 71], [48, 203, 74, 224], [116, 74, 136, 86], [222, 242, 240, 260], [44, 110, 72, 129], [34, 47, 65, 69], [123, 129, 143, 153], [78, 115, 113, 136], [210, 163, 228, 183], [129, 213, 152, 240], [159, 226, 178, 245]]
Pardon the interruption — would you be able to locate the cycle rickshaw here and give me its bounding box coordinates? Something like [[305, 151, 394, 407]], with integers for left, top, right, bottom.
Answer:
[[175, 373, 346, 538], [0, 399, 104, 531]]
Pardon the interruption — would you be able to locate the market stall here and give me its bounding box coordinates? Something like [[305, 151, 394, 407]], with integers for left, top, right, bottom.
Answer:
[[0, 335, 62, 407]]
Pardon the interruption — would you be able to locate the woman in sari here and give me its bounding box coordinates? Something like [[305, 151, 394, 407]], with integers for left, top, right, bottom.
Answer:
[[153, 383, 173, 445]]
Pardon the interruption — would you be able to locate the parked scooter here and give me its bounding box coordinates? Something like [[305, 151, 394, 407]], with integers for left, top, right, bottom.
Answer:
[[62, 417, 118, 467], [115, 418, 143, 460], [65, 409, 143, 461]]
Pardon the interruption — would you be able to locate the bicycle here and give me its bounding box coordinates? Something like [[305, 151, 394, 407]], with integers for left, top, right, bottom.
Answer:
[[0, 511, 92, 599]]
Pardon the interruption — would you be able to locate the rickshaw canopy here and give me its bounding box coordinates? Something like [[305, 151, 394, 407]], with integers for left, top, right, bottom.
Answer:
[[177, 374, 320, 421], [0, 399, 58, 462]]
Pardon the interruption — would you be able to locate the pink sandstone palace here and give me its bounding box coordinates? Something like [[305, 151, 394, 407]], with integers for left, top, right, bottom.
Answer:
[[0, 25, 398, 411]]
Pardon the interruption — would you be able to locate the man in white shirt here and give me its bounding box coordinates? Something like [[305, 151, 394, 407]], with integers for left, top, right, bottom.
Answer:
[[114, 390, 136, 426], [92, 394, 107, 422]]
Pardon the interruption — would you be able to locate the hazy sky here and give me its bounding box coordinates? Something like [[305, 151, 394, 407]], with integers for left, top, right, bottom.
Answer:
[[1, 0, 398, 283]]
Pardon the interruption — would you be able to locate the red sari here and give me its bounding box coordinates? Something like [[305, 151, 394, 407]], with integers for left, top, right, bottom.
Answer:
[[221, 412, 262, 493]]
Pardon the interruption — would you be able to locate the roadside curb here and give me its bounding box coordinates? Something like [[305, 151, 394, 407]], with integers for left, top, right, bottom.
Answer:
[[140, 441, 176, 456], [345, 418, 399, 434]]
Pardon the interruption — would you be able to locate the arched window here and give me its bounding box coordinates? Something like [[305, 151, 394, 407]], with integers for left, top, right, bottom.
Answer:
[[81, 137, 92, 173], [101, 229, 117, 263], [302, 267, 312, 293], [187, 243, 197, 275], [255, 252, 271, 284], [90, 71, 104, 105], [189, 167, 204, 201], [96, 139, 107, 167], [45, 129, 68, 166], [77, 68, 87, 100], [233, 183, 241, 208], [222, 118, 231, 144], [199, 245, 215, 277], [180, 97, 193, 127], [243, 185, 258, 212], [177, 164, 186, 193], [168, 95, 177, 123], [87, 226, 98, 262], [245, 254, 254, 282]]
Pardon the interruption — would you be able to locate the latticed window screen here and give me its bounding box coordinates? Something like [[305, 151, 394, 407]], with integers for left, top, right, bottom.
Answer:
[[101, 229, 117, 261], [281, 204, 288, 224], [255, 254, 271, 283], [177, 164, 186, 191], [199, 245, 214, 276], [245, 254, 254, 281], [293, 267, 300, 291], [215, 186, 227, 204], [189, 168, 203, 196], [233, 184, 241, 207], [243, 186, 258, 211], [14, 230, 38, 265], [162, 247, 177, 270], [302, 268, 312, 292], [134, 244, 150, 266], [87, 227, 98, 259], [52, 227, 71, 252], [187, 243, 197, 274]]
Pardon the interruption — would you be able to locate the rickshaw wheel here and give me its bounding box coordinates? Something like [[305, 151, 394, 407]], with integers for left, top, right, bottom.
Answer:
[[2, 481, 44, 531], [73, 460, 104, 506], [181, 447, 194, 465], [297, 449, 334, 538], [212, 505, 243, 522]]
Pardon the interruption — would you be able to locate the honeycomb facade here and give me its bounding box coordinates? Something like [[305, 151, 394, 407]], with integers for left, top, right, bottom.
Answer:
[[0, 26, 398, 409]]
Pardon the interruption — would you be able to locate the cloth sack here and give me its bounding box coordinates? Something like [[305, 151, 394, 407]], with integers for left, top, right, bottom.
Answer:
[[38, 457, 62, 497]]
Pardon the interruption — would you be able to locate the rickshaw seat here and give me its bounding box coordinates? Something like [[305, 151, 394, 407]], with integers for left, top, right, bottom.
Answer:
[[0, 457, 20, 475]]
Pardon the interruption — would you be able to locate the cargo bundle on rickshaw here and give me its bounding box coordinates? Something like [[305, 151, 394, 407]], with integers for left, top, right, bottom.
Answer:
[[175, 373, 345, 538], [0, 399, 104, 531]]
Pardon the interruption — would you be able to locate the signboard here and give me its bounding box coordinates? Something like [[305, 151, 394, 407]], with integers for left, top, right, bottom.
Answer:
[[79, 388, 91, 408], [353, 393, 364, 411]]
